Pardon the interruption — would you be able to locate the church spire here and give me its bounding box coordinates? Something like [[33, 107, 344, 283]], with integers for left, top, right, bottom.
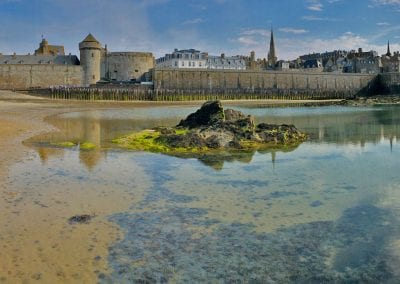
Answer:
[[268, 28, 277, 68], [387, 40, 391, 56]]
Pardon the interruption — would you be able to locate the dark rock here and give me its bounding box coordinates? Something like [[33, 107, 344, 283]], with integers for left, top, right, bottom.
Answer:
[[310, 200, 323, 207], [119, 100, 307, 153], [205, 135, 223, 149], [157, 132, 206, 148], [167, 101, 306, 149], [68, 214, 94, 224], [224, 108, 246, 121], [177, 101, 224, 128], [154, 127, 175, 135]]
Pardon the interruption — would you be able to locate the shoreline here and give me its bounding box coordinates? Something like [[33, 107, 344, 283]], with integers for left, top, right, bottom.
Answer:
[[0, 90, 139, 283]]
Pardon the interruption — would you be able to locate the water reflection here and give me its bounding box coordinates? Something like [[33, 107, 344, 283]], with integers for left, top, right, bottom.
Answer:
[[11, 104, 400, 282], [25, 105, 400, 170]]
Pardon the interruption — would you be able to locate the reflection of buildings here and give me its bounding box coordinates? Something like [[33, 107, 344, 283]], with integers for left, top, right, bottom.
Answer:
[[36, 147, 65, 164], [254, 107, 400, 149], [79, 149, 104, 171]]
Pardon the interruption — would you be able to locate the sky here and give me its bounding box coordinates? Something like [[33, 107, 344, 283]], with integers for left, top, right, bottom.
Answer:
[[0, 0, 400, 60]]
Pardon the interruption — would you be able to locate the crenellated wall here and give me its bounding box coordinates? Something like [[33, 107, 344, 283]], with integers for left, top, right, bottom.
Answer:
[[0, 65, 82, 90]]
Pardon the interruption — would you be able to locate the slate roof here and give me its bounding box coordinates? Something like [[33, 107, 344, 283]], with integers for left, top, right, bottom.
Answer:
[[207, 56, 246, 69], [81, 33, 99, 43], [0, 54, 80, 65]]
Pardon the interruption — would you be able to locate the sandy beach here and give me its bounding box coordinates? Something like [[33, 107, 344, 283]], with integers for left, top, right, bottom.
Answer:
[[0, 91, 133, 283], [0, 91, 341, 283]]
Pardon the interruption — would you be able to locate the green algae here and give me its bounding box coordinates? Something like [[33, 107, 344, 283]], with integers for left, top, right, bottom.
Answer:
[[51, 141, 77, 148], [112, 129, 209, 154], [113, 128, 305, 156], [80, 142, 97, 150], [49, 141, 97, 150]]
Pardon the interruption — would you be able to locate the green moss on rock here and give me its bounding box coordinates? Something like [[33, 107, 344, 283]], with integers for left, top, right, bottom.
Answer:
[[112, 101, 307, 155]]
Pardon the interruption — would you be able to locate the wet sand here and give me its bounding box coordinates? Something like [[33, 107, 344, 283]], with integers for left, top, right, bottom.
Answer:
[[0, 91, 340, 283], [0, 91, 139, 283]]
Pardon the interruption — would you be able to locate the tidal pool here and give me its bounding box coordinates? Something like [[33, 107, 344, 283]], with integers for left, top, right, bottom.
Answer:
[[8, 104, 400, 282]]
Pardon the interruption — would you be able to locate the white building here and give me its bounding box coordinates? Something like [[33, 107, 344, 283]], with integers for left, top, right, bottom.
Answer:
[[156, 49, 207, 69], [156, 49, 247, 70]]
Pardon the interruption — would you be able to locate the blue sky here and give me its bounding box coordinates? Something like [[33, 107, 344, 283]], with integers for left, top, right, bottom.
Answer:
[[0, 0, 399, 60]]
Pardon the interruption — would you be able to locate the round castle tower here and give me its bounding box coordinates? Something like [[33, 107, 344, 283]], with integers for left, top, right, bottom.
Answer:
[[79, 34, 102, 86]]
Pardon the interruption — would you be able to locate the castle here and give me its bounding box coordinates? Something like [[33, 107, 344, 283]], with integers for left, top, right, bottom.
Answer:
[[0, 34, 154, 89]]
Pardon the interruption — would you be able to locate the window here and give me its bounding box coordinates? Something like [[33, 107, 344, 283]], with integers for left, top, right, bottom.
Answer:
[[189, 62, 191, 67], [91, 53, 94, 58], [182, 61, 185, 67], [175, 61, 178, 67], [93, 75, 95, 79]]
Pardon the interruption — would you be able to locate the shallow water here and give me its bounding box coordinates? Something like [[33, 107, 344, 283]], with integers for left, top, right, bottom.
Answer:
[[5, 104, 400, 282]]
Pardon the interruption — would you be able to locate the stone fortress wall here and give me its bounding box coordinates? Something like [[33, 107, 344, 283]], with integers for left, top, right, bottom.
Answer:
[[101, 52, 154, 82], [153, 69, 375, 94], [381, 72, 400, 93], [0, 64, 82, 89]]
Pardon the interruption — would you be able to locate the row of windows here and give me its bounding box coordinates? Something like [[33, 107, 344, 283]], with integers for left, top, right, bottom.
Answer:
[[174, 61, 204, 67]]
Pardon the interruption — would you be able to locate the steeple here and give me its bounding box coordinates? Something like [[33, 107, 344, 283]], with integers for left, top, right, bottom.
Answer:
[[267, 28, 277, 68], [386, 40, 391, 57]]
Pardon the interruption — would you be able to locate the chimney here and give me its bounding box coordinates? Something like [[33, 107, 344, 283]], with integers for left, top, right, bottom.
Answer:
[[221, 53, 225, 59]]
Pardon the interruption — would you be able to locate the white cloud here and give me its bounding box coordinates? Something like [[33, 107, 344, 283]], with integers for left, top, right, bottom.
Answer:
[[237, 36, 259, 46], [306, 0, 323, 11], [377, 22, 391, 26], [279, 27, 308, 34], [373, 0, 400, 6], [240, 29, 269, 36], [308, 3, 323, 10], [302, 15, 338, 21]]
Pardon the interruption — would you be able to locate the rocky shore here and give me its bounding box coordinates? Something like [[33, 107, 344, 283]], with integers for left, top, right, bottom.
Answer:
[[113, 101, 307, 154], [341, 95, 400, 106]]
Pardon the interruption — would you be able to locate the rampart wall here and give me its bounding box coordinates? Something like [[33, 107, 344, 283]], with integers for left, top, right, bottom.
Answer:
[[381, 73, 400, 93], [154, 69, 375, 95], [0, 65, 82, 90]]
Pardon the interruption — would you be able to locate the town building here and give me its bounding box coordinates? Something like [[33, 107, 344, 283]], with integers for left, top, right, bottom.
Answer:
[[303, 59, 323, 72], [35, 38, 65, 56], [156, 49, 246, 70], [346, 48, 381, 74], [381, 42, 400, 73], [156, 49, 208, 69], [0, 38, 78, 65]]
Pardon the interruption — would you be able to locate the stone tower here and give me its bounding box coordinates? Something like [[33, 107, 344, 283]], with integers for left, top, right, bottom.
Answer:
[[79, 33, 102, 86], [267, 28, 277, 68]]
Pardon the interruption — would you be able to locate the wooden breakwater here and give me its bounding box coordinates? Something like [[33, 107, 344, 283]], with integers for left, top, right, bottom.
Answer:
[[30, 86, 360, 101]]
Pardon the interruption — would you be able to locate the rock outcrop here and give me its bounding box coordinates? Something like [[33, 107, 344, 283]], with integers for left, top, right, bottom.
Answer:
[[113, 101, 307, 153]]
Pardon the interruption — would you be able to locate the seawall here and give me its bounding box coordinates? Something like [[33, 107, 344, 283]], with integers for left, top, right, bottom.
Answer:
[[380, 73, 400, 94], [153, 69, 376, 99], [0, 65, 82, 90]]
